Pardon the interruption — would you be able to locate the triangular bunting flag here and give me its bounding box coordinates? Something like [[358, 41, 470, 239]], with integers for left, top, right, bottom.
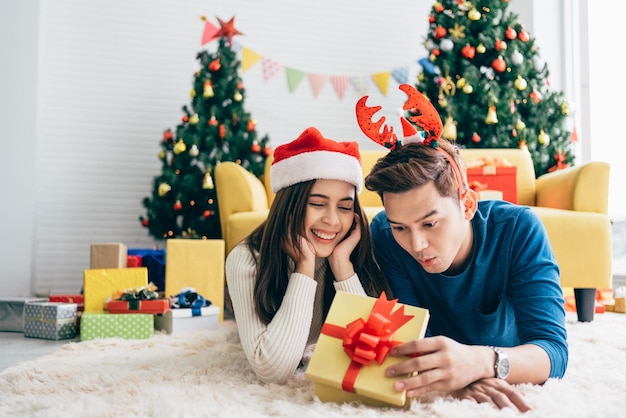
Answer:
[[201, 20, 220, 45], [391, 67, 409, 85], [371, 72, 391, 96], [286, 68, 306, 93], [242, 47, 263, 72], [570, 125, 579, 143], [330, 76, 350, 100], [351, 76, 368, 95], [262, 58, 283, 82], [308, 74, 328, 98]]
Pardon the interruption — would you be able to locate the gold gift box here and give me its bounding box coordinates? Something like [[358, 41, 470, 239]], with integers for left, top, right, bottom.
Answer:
[[83, 267, 148, 312], [305, 291, 429, 407]]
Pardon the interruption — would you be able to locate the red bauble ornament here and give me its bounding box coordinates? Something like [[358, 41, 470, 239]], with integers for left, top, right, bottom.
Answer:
[[505, 27, 517, 40], [471, 132, 481, 143], [461, 45, 475, 59], [173, 201, 183, 211], [495, 39, 507, 51], [518, 30, 529, 42], [251, 143, 261, 153], [429, 15, 435, 24], [209, 58, 221, 71], [432, 48, 441, 56], [219, 124, 226, 138], [182, 115, 189, 123], [434, 26, 447, 39], [163, 130, 173, 141], [203, 210, 212, 218], [208, 117, 218, 126], [141, 218, 149, 227], [247, 120, 256, 131], [492, 56, 506, 73], [263, 146, 272, 157], [435, 4, 444, 12]]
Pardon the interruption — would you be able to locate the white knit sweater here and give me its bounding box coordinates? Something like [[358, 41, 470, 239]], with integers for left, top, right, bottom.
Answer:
[[225, 242, 366, 383]]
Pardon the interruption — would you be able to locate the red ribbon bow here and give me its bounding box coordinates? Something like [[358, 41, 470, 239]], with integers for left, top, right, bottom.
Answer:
[[320, 292, 414, 393]]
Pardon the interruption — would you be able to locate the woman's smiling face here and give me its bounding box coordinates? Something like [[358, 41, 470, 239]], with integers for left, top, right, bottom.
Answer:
[[303, 179, 356, 257]]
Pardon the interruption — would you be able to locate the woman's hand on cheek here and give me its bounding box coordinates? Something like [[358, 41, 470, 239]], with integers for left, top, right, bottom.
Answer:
[[284, 234, 316, 278], [328, 215, 360, 280]]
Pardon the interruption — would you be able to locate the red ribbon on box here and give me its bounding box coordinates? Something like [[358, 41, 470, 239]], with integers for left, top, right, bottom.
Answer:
[[320, 292, 414, 393]]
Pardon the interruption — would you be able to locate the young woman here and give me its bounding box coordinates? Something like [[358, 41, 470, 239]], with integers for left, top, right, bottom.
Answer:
[[225, 126, 391, 384]]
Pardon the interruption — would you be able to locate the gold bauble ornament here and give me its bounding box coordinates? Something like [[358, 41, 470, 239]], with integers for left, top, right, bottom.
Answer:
[[158, 182, 171, 197], [468, 8, 481, 21], [189, 144, 199, 157], [158, 150, 166, 160], [462, 84, 473, 94], [456, 78, 467, 88], [233, 91, 243, 101], [173, 139, 187, 155], [476, 43, 486, 54], [189, 114, 199, 125], [514, 75, 527, 91], [515, 119, 526, 131], [189, 89, 196, 98]]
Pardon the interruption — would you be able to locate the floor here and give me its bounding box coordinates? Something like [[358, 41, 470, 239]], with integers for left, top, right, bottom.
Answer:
[[2, 220, 626, 374]]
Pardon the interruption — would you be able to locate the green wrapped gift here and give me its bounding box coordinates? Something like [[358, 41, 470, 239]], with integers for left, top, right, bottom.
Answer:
[[80, 312, 153, 341]]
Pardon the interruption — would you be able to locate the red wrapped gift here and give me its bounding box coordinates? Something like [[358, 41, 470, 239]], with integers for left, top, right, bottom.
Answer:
[[127, 255, 143, 267], [106, 298, 171, 314], [467, 166, 517, 204], [49, 294, 84, 311]]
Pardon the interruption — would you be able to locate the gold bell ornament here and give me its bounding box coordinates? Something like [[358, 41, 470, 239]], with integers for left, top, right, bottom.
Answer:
[[203, 81, 214, 98], [442, 116, 457, 140], [538, 129, 550, 145], [202, 172, 214, 190], [485, 106, 498, 125]]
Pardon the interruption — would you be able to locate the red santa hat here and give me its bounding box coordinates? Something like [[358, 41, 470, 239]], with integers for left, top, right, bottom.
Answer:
[[270, 127, 363, 193]]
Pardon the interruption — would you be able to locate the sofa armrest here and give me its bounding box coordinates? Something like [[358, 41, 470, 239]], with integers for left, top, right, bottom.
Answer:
[[535, 161, 610, 214], [215, 162, 269, 241]]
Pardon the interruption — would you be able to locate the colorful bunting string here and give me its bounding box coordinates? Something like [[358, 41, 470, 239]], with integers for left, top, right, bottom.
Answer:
[[202, 20, 416, 99]]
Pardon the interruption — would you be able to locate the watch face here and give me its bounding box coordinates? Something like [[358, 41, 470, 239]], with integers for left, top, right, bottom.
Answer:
[[497, 357, 510, 379]]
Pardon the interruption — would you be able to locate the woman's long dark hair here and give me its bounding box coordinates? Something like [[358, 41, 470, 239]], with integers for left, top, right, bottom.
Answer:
[[247, 179, 392, 325]]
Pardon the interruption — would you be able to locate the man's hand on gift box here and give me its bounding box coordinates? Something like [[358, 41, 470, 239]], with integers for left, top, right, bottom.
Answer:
[[383, 335, 531, 412]]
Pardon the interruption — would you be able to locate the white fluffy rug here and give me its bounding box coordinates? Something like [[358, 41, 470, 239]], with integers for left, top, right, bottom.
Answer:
[[1, 312, 625, 418]]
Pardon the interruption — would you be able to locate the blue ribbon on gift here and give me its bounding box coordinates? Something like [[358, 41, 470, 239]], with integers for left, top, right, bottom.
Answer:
[[172, 289, 212, 316]]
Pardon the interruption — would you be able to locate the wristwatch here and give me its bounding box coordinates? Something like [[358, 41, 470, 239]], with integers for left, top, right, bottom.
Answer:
[[489, 346, 510, 379]]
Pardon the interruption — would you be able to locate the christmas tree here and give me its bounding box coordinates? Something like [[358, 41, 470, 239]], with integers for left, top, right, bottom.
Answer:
[[140, 16, 271, 240], [415, 0, 575, 176]]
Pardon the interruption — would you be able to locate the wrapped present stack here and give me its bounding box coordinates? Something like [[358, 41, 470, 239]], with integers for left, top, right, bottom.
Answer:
[[305, 291, 430, 407], [80, 267, 155, 341], [154, 289, 219, 335], [49, 294, 84, 327], [466, 156, 517, 203]]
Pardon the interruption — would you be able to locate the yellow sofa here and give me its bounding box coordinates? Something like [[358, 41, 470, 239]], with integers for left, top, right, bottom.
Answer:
[[215, 148, 612, 302]]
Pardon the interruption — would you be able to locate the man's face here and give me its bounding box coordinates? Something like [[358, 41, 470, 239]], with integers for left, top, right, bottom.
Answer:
[[383, 182, 473, 275]]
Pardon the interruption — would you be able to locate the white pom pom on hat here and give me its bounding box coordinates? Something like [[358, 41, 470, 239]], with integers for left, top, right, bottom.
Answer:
[[270, 127, 363, 193]]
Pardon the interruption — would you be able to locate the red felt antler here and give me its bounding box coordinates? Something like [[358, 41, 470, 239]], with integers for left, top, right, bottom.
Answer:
[[355, 84, 442, 150]]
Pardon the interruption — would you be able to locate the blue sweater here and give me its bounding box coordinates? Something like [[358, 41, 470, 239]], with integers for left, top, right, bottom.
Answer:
[[371, 200, 568, 378]]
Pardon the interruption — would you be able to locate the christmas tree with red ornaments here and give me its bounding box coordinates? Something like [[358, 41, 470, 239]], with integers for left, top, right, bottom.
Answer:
[[415, 0, 575, 176], [140, 16, 271, 240]]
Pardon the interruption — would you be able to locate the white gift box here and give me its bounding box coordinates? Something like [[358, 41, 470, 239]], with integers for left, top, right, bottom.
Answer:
[[154, 305, 220, 335]]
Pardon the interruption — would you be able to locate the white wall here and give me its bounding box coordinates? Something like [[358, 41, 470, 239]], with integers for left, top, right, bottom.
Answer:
[[0, 0, 583, 296], [0, 0, 39, 296]]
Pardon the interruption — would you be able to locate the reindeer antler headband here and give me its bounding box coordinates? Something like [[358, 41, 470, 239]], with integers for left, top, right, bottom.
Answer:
[[355, 84, 464, 199]]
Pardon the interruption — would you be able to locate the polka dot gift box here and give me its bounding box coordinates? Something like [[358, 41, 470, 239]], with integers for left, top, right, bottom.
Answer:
[[23, 302, 78, 340]]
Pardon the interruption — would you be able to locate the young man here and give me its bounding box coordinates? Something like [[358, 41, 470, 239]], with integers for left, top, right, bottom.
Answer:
[[357, 85, 568, 412]]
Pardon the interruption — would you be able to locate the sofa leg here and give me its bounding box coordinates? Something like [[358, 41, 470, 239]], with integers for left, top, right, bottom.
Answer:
[[573, 288, 596, 322]]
